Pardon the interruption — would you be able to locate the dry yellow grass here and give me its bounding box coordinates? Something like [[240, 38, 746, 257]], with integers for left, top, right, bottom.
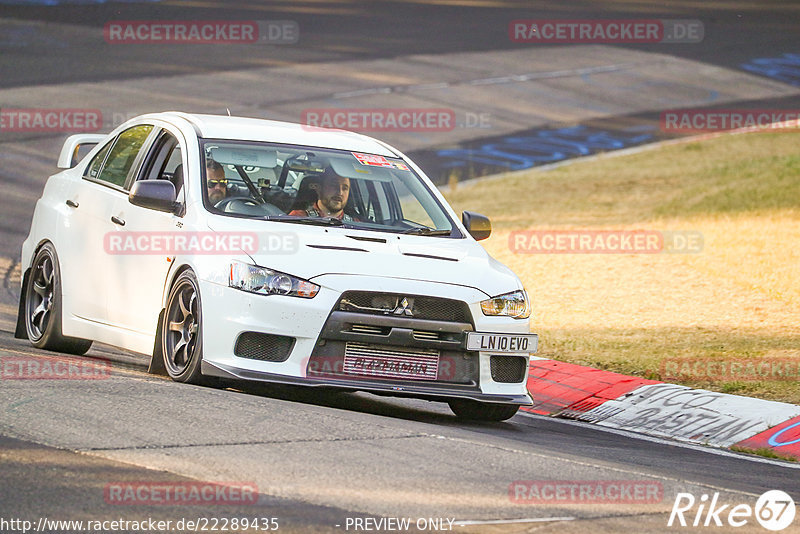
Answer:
[[443, 131, 800, 403]]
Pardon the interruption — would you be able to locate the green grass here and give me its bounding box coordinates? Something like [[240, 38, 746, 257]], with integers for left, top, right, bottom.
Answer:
[[656, 150, 800, 216]]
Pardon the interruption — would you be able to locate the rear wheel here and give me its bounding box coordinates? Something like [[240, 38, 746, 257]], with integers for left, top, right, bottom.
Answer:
[[162, 270, 205, 384], [24, 243, 92, 355], [448, 399, 520, 422]]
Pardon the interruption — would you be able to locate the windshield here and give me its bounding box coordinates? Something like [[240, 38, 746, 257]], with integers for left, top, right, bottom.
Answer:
[[199, 140, 457, 236]]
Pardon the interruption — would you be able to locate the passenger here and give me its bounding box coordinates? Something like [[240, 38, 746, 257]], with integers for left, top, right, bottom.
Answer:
[[206, 160, 228, 204], [289, 168, 356, 221], [286, 175, 318, 213]]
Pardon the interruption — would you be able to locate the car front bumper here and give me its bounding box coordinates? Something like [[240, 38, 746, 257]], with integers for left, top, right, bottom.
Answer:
[[199, 275, 535, 405]]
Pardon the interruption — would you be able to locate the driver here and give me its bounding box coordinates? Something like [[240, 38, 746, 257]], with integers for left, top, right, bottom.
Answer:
[[289, 168, 356, 221], [206, 160, 228, 204]]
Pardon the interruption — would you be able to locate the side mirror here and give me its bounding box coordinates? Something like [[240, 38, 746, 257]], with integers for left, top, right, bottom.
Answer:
[[129, 180, 178, 213], [462, 211, 491, 241], [57, 134, 107, 169]]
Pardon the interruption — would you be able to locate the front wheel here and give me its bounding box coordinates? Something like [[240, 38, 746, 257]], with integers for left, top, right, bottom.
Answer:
[[448, 399, 520, 422], [24, 243, 92, 355], [162, 270, 205, 384]]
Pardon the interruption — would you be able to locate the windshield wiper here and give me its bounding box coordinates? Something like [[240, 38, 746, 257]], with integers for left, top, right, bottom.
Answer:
[[401, 227, 452, 236], [266, 215, 346, 227]]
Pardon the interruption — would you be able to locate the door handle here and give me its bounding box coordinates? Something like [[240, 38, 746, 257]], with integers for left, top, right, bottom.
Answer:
[[111, 216, 126, 227], [66, 200, 79, 208]]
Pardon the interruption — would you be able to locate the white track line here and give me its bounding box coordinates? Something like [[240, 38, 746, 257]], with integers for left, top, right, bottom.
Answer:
[[454, 517, 576, 526], [332, 62, 641, 99]]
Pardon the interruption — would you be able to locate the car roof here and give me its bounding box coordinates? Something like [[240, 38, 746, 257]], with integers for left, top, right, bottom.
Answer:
[[148, 112, 398, 157]]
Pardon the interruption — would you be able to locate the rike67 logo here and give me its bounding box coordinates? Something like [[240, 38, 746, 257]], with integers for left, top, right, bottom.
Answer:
[[669, 490, 796, 531]]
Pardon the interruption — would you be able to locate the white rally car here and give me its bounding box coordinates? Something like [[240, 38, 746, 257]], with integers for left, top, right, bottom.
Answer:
[[16, 112, 537, 421]]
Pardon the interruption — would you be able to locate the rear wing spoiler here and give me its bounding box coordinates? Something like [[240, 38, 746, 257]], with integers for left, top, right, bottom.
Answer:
[[57, 134, 107, 169]]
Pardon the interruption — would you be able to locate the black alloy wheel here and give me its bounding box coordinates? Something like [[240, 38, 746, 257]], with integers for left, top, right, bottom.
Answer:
[[24, 242, 92, 355], [162, 270, 205, 383]]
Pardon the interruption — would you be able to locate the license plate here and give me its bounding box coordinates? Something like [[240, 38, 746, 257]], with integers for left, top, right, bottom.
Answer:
[[466, 332, 538, 353]]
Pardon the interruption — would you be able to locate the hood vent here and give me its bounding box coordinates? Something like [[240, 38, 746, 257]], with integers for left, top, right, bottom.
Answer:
[[402, 252, 459, 262], [306, 244, 368, 252], [347, 235, 387, 243]]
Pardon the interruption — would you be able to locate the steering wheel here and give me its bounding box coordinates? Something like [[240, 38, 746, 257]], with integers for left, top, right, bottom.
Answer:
[[213, 196, 284, 216], [213, 196, 261, 212]]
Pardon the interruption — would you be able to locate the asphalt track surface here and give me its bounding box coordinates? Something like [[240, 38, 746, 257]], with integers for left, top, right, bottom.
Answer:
[[0, 0, 799, 88], [1, 1, 800, 533]]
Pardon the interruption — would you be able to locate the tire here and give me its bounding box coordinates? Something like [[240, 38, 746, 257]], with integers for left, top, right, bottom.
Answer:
[[448, 399, 520, 422], [161, 270, 205, 384], [24, 243, 92, 355]]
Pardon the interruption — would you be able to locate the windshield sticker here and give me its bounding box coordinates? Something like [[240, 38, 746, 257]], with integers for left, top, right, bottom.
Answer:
[[393, 162, 410, 171], [352, 152, 393, 168]]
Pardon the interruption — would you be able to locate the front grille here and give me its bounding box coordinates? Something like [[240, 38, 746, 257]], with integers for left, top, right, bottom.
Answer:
[[350, 324, 390, 336], [490, 355, 528, 383], [234, 332, 294, 362], [350, 324, 455, 343], [412, 330, 441, 341], [307, 344, 478, 384], [337, 291, 472, 323], [309, 296, 479, 388], [343, 342, 440, 381]]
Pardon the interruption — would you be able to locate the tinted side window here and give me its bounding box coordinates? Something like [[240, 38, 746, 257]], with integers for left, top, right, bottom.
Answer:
[[164, 145, 184, 196], [96, 125, 153, 188], [84, 141, 112, 180], [137, 132, 184, 198]]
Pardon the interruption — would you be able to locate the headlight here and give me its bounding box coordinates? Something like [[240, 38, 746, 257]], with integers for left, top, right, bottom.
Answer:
[[229, 261, 319, 298], [480, 290, 531, 319]]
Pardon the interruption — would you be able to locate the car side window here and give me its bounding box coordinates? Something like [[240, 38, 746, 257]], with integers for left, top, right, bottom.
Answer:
[[137, 131, 184, 195], [95, 125, 153, 188], [164, 145, 184, 197], [84, 141, 113, 180]]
